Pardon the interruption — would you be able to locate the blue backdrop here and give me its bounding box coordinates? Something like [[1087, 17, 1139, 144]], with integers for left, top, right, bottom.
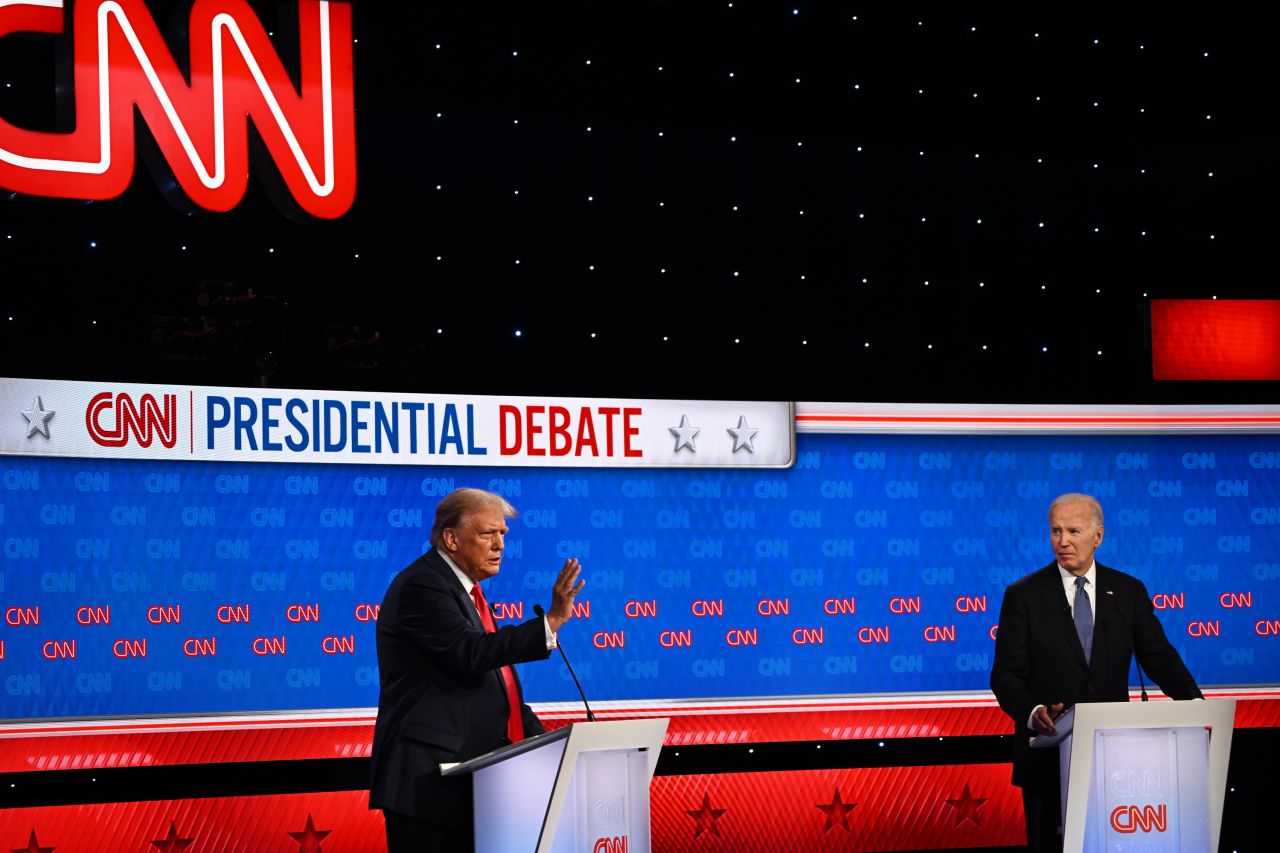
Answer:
[[2, 432, 1277, 719]]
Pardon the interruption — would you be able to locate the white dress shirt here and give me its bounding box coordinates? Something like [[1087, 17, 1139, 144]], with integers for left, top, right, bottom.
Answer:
[[1059, 561, 1097, 624], [441, 551, 556, 649]]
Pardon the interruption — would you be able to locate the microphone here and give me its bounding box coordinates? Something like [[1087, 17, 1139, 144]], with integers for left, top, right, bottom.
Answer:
[[534, 603, 595, 723]]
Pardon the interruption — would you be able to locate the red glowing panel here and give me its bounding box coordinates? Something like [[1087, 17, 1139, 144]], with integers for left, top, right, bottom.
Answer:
[[1151, 300, 1280, 380], [652, 765, 1024, 852], [0, 792, 384, 853], [2, 692, 1275, 773], [0, 770, 1025, 853]]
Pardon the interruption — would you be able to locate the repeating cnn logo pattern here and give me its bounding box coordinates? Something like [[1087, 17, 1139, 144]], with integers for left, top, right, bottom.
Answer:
[[0, 0, 356, 218], [1, 433, 1276, 720]]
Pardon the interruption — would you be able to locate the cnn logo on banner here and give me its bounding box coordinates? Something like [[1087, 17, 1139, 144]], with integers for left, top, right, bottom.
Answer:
[[86, 391, 178, 448], [593, 837, 627, 853], [0, 0, 355, 218]]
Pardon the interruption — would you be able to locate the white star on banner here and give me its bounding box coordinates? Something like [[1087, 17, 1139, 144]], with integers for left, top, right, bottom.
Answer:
[[727, 415, 758, 452], [21, 396, 55, 438], [669, 415, 700, 453]]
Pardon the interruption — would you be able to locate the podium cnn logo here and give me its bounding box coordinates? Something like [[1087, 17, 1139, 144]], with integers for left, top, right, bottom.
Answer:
[[0, 0, 355, 218], [593, 837, 627, 853], [1109, 804, 1168, 834]]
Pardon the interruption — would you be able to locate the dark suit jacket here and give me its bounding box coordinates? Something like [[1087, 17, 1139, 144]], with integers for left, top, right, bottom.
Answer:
[[989, 562, 1202, 789], [369, 548, 550, 825]]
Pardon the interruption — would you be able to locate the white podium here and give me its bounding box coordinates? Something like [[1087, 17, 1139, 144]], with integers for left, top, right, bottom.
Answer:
[[441, 718, 669, 853], [1053, 700, 1234, 853]]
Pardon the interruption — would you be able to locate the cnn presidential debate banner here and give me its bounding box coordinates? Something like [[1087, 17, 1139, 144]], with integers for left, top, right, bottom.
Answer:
[[1, 377, 1279, 721]]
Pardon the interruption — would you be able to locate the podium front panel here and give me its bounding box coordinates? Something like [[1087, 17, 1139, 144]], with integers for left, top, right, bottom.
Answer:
[[1084, 727, 1209, 852], [551, 748, 652, 853], [472, 737, 567, 853], [1065, 723, 1213, 853], [1060, 701, 1232, 853]]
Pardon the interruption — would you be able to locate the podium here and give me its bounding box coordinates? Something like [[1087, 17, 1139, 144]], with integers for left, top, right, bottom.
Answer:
[[441, 718, 669, 853], [1053, 700, 1234, 852]]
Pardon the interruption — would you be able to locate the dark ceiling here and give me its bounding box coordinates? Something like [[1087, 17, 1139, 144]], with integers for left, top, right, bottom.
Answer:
[[0, 1, 1274, 404]]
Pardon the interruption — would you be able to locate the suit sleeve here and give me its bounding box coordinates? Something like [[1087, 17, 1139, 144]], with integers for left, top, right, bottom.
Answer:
[[395, 571, 550, 680], [520, 699, 547, 736], [990, 584, 1039, 730], [1130, 579, 1203, 699]]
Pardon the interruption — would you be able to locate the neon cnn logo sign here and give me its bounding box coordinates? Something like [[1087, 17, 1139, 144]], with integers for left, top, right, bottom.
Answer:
[[0, 0, 355, 218]]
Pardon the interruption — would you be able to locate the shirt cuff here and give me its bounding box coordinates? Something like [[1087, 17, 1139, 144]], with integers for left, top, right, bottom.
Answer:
[[1027, 705, 1044, 731], [543, 616, 558, 650]]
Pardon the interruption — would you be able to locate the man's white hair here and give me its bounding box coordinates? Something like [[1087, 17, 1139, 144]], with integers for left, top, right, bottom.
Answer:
[[1049, 492, 1104, 527]]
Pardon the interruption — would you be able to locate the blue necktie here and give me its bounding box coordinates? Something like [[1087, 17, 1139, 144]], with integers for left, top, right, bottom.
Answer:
[[1074, 577, 1093, 664]]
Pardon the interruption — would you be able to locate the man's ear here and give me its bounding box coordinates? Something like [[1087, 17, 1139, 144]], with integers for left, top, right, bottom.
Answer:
[[442, 529, 457, 552]]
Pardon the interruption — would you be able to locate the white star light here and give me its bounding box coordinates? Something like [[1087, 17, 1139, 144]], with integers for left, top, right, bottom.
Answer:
[[726, 416, 759, 453], [22, 396, 55, 438], [669, 415, 700, 453]]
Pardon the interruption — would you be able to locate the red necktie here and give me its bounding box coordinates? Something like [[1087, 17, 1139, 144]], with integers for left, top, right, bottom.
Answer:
[[470, 584, 525, 743]]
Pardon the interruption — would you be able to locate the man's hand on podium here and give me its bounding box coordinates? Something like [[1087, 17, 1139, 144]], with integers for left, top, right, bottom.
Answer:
[[545, 558, 585, 634], [1032, 703, 1066, 735]]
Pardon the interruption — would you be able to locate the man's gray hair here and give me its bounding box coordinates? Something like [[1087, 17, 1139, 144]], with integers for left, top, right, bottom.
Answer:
[[430, 488, 517, 549], [1049, 492, 1104, 528]]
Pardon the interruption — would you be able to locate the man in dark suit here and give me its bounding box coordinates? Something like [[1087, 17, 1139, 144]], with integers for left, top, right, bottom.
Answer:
[[990, 493, 1202, 853], [370, 487, 585, 853]]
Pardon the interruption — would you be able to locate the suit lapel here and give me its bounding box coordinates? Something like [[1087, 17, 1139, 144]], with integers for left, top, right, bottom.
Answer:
[[1037, 563, 1089, 667], [1090, 564, 1120, 671], [1093, 565, 1119, 617], [426, 549, 513, 697], [425, 549, 484, 631]]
